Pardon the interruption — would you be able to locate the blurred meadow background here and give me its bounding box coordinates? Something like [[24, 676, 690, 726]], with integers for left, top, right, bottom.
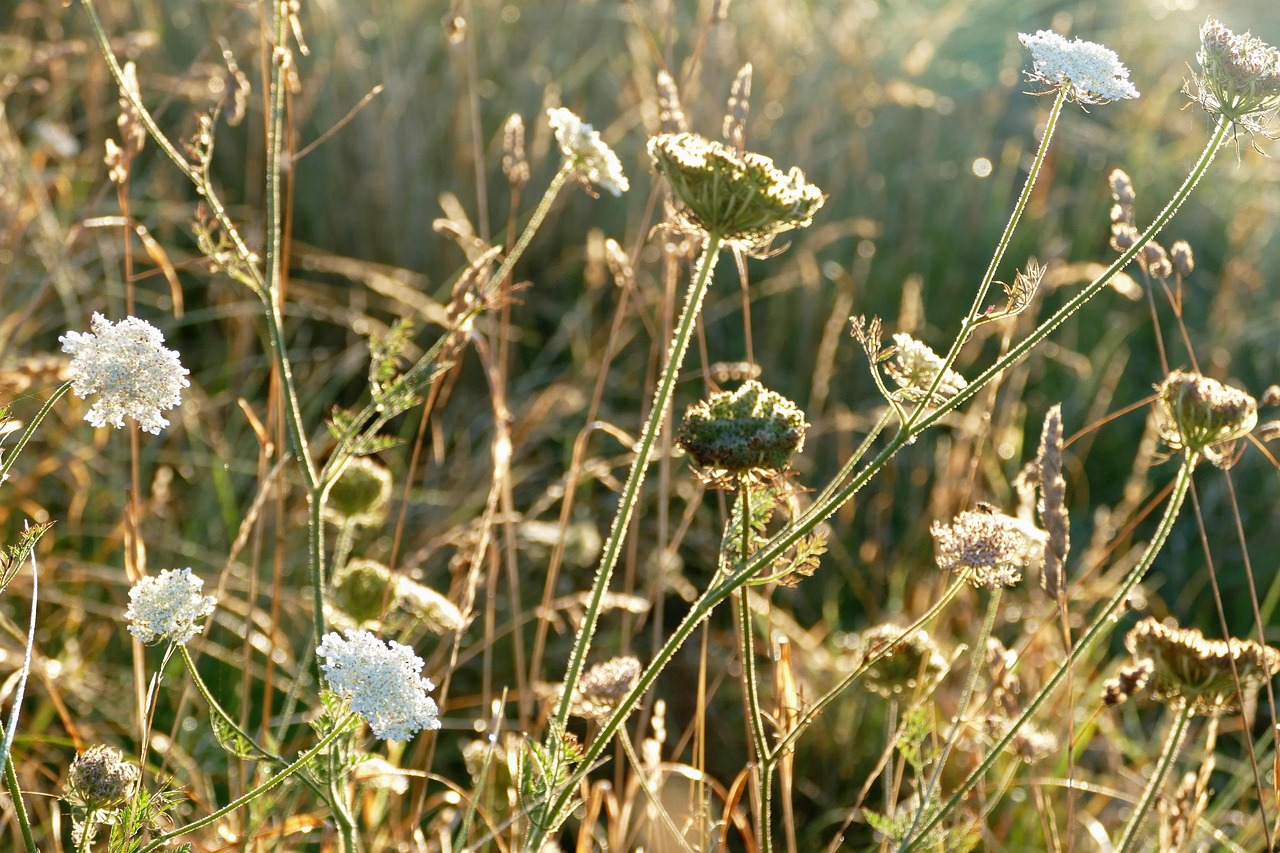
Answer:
[[2, 0, 1280, 849]]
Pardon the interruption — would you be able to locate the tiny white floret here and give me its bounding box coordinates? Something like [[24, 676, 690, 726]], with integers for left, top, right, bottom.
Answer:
[[548, 107, 629, 196], [1019, 30, 1140, 104], [60, 313, 190, 435], [124, 568, 217, 645], [317, 629, 441, 741]]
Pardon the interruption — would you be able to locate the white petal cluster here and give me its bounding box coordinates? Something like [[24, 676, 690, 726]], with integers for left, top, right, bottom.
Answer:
[[1019, 30, 1139, 104], [124, 568, 217, 645], [60, 313, 190, 435], [317, 629, 441, 741], [548, 107, 629, 196], [885, 333, 968, 405]]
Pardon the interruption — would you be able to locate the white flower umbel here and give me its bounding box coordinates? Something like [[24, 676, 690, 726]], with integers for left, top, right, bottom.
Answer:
[[885, 333, 968, 405], [317, 629, 441, 741], [1019, 30, 1140, 104], [60, 313, 190, 434], [547, 107, 629, 196], [124, 568, 217, 645]]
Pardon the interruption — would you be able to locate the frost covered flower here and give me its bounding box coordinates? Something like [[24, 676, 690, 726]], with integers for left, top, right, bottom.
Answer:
[[1019, 30, 1139, 104], [124, 568, 217, 645], [1190, 18, 1280, 133], [548, 107, 629, 196], [317, 629, 441, 741], [884, 333, 967, 406], [931, 507, 1035, 589], [60, 313, 189, 434], [648, 132, 824, 250]]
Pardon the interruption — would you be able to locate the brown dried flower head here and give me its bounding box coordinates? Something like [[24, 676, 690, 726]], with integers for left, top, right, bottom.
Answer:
[[572, 656, 642, 720], [65, 745, 140, 810], [648, 132, 823, 251], [1124, 617, 1280, 716], [1156, 370, 1257, 464], [860, 623, 947, 698], [931, 507, 1034, 589], [1102, 658, 1154, 707]]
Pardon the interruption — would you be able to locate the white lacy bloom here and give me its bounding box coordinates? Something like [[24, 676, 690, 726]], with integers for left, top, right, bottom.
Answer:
[[547, 107, 629, 196], [317, 629, 441, 741], [124, 568, 217, 645], [60, 313, 190, 434], [1019, 30, 1140, 104], [885, 333, 967, 405]]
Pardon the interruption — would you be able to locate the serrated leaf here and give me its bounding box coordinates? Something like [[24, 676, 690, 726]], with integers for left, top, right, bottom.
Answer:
[[0, 520, 54, 592], [211, 715, 263, 761]]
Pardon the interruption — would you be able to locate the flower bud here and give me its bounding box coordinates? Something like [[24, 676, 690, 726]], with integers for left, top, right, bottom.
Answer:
[[325, 456, 393, 527]]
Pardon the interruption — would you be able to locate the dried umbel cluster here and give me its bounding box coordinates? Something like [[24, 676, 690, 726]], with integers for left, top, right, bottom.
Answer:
[[1018, 30, 1139, 104], [64, 745, 140, 810], [1107, 168, 1194, 281], [1156, 370, 1257, 465], [1191, 17, 1280, 133], [570, 655, 642, 720], [1102, 658, 1154, 707], [931, 507, 1036, 590], [677, 380, 808, 480], [883, 333, 968, 406], [1124, 617, 1280, 716], [648, 132, 824, 250], [860, 623, 947, 698]]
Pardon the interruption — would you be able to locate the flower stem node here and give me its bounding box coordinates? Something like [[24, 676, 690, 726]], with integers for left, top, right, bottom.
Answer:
[[647, 132, 824, 251], [1018, 30, 1140, 104], [1124, 617, 1280, 716], [59, 313, 190, 435], [124, 568, 217, 645], [547, 107, 628, 197], [677, 380, 808, 479], [317, 629, 441, 741], [1156, 369, 1257, 464]]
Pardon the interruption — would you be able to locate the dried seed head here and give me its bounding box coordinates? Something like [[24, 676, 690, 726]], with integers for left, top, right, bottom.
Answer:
[[325, 456, 393, 527], [1170, 240, 1194, 277], [1018, 30, 1139, 104], [655, 70, 688, 134], [395, 577, 467, 634], [1036, 405, 1069, 598], [1124, 617, 1280, 716], [1108, 168, 1136, 207], [603, 237, 635, 291], [883, 333, 968, 406], [931, 508, 1034, 589], [502, 113, 530, 190], [1102, 658, 1154, 706], [1190, 18, 1280, 133], [1140, 241, 1173, 279], [1156, 370, 1258, 463], [331, 558, 394, 624], [572, 656, 642, 720], [860, 623, 947, 699], [677, 380, 808, 476], [1262, 385, 1280, 408], [1110, 222, 1139, 252], [65, 745, 140, 810], [548, 108, 629, 197], [723, 62, 752, 150], [648, 132, 824, 250]]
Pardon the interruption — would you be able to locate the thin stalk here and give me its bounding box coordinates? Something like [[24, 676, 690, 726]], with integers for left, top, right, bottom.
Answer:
[[902, 453, 1198, 850], [1115, 700, 1194, 853], [4, 755, 36, 853], [899, 587, 1002, 851], [548, 235, 722, 733], [909, 86, 1068, 421], [0, 382, 72, 484], [616, 726, 693, 852], [77, 807, 98, 853], [138, 713, 357, 853], [735, 483, 773, 850], [773, 579, 966, 758]]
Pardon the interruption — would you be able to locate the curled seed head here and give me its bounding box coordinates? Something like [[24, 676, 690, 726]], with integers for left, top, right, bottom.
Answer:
[[65, 746, 140, 810], [860, 623, 947, 698], [1156, 370, 1257, 463], [572, 656, 642, 720]]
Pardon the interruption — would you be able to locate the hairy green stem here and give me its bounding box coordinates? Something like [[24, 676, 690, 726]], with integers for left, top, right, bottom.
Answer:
[[0, 382, 71, 485], [899, 587, 1002, 851], [4, 755, 36, 853], [910, 87, 1068, 420], [902, 453, 1198, 850], [1116, 700, 1193, 853], [138, 713, 356, 853], [735, 480, 772, 850], [547, 236, 723, 730]]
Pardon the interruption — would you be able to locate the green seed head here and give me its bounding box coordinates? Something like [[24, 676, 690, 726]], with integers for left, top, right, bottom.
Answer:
[[331, 558, 394, 624], [325, 456, 393, 527], [1192, 18, 1280, 130], [1156, 370, 1257, 462], [677, 380, 808, 475]]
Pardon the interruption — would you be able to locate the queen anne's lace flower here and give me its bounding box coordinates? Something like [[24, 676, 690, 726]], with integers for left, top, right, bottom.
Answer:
[[124, 568, 217, 645], [1019, 30, 1140, 104], [60, 313, 190, 434], [65, 745, 140, 810], [885, 333, 967, 406], [1191, 18, 1280, 133], [317, 629, 441, 741], [548, 108, 629, 196], [931, 508, 1036, 589]]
